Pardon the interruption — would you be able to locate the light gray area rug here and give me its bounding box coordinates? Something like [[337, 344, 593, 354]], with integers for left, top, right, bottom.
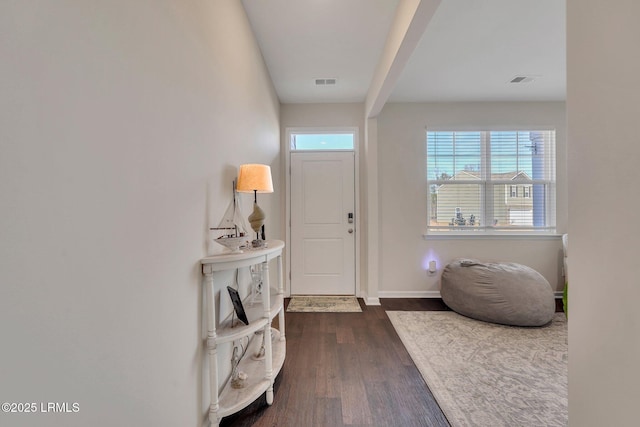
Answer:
[[287, 296, 362, 312], [387, 311, 567, 427]]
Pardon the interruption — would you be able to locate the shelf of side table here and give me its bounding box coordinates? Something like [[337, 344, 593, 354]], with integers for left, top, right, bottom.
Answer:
[[200, 240, 285, 427]]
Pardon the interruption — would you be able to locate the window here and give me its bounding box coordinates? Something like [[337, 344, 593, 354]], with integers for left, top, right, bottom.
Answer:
[[290, 132, 354, 150], [427, 130, 556, 234]]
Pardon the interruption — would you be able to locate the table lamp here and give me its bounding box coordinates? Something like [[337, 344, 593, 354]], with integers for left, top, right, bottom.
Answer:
[[236, 164, 273, 247]]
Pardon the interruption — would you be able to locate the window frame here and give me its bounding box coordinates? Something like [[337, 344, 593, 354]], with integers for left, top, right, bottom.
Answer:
[[425, 128, 557, 237]]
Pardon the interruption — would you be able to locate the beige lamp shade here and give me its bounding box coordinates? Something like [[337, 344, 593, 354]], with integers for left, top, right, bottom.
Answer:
[[236, 164, 274, 193], [236, 164, 273, 244]]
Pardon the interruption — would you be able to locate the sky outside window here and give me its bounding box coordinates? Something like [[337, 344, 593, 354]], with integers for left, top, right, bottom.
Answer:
[[292, 133, 354, 150]]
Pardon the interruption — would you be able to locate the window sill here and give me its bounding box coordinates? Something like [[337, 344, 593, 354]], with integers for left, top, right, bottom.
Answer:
[[423, 233, 563, 241]]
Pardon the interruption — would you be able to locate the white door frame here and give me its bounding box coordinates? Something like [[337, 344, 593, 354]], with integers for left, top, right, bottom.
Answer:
[[284, 127, 360, 297]]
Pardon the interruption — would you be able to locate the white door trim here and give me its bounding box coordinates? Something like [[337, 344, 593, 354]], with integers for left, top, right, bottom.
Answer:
[[284, 127, 360, 298]]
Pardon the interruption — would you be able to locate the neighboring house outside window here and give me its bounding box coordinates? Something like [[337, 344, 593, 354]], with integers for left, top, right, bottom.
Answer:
[[427, 130, 556, 234]]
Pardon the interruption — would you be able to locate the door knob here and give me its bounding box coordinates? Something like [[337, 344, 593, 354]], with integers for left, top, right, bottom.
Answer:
[[348, 228, 354, 234]]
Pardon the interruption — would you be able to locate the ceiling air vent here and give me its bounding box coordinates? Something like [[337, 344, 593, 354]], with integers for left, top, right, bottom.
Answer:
[[510, 76, 536, 84], [315, 78, 337, 86]]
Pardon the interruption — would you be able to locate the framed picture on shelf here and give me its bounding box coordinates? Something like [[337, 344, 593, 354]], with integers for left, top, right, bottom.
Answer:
[[227, 286, 249, 325]]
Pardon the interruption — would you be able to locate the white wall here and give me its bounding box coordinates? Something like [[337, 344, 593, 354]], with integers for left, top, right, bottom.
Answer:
[[567, 1, 640, 425], [0, 2, 279, 426], [376, 102, 567, 296]]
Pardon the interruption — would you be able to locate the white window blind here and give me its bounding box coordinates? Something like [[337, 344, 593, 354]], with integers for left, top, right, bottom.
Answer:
[[427, 130, 556, 233]]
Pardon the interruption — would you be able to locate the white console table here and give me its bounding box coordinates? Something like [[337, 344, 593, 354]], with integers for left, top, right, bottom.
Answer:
[[200, 240, 286, 426]]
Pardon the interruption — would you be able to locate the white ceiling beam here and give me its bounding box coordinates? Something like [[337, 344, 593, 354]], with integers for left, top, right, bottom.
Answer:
[[365, 0, 441, 118]]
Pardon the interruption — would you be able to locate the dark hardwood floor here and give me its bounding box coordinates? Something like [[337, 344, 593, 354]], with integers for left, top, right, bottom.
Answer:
[[219, 297, 565, 426], [219, 299, 452, 427]]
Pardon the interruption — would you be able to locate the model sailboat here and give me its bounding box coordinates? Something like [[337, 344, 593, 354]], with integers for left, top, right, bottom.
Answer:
[[211, 181, 250, 253]]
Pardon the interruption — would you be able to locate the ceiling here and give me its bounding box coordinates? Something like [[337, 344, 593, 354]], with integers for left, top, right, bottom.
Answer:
[[241, 0, 566, 105]]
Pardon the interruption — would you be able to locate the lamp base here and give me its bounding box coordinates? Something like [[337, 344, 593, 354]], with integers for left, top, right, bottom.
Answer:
[[251, 239, 265, 248]]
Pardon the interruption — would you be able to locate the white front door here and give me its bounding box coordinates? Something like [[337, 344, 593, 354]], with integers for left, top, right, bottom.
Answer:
[[290, 151, 355, 295]]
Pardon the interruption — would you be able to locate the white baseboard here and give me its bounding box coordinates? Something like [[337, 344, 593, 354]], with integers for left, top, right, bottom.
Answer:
[[378, 290, 442, 299], [360, 291, 381, 306], [364, 297, 381, 306], [378, 290, 565, 299]]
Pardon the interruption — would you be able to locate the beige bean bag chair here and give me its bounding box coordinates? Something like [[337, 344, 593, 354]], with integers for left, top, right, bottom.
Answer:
[[441, 259, 555, 327]]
